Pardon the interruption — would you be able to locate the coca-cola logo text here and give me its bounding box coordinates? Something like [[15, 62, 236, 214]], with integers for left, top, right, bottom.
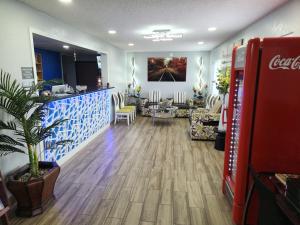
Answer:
[[269, 55, 300, 70]]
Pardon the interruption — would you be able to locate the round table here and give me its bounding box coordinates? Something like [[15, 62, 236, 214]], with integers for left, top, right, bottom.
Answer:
[[148, 105, 178, 125]]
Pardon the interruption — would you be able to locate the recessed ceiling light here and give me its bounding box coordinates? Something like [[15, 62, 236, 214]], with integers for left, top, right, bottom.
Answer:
[[59, 0, 72, 4], [144, 29, 182, 42], [208, 27, 217, 32], [198, 41, 204, 45], [108, 30, 117, 34], [63, 45, 70, 49], [128, 43, 135, 46]]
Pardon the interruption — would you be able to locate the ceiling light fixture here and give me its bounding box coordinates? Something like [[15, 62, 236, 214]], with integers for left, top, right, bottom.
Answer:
[[128, 43, 135, 46], [144, 29, 183, 42], [63, 45, 70, 49], [208, 27, 217, 32], [59, 0, 72, 4], [108, 30, 117, 34], [198, 41, 204, 45]]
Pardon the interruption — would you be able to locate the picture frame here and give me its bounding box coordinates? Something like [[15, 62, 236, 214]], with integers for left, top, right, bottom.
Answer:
[[148, 57, 187, 82]]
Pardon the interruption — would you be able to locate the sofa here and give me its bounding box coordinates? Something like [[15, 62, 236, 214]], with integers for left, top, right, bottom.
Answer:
[[141, 91, 195, 118], [140, 96, 191, 118]]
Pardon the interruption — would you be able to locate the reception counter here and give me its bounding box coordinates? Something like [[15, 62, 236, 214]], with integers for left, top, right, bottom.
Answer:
[[42, 88, 113, 163]]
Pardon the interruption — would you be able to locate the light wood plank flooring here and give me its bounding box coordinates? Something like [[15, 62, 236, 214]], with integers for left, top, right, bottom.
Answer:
[[12, 117, 233, 225]]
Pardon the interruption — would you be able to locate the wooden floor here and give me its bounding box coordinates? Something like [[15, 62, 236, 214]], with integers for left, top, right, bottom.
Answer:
[[12, 117, 233, 225]]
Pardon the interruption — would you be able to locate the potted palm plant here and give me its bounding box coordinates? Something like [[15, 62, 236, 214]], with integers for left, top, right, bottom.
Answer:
[[0, 70, 70, 217], [215, 66, 231, 150], [216, 66, 230, 95]]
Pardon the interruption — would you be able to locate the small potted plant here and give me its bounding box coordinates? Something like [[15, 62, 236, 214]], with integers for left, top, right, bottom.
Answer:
[[0, 71, 70, 217], [192, 86, 198, 98], [127, 83, 132, 96], [135, 85, 141, 97], [215, 66, 231, 150]]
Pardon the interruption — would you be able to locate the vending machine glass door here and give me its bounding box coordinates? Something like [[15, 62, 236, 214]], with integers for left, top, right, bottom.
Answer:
[[229, 71, 244, 182]]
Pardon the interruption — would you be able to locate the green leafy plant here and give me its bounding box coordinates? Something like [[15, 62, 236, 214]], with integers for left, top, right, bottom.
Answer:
[[135, 85, 141, 94], [0, 70, 70, 178], [216, 67, 230, 95]]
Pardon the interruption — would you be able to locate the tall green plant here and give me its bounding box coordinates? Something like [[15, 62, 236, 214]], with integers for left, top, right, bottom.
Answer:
[[0, 70, 70, 177], [216, 66, 231, 95]]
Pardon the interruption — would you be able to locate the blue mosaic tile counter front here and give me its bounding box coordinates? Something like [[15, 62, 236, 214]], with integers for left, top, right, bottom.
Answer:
[[43, 89, 111, 161]]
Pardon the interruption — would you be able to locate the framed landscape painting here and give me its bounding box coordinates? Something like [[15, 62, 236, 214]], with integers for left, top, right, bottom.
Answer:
[[148, 57, 187, 82]]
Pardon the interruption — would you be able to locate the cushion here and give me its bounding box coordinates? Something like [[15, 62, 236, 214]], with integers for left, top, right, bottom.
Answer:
[[124, 106, 136, 110], [117, 108, 132, 113]]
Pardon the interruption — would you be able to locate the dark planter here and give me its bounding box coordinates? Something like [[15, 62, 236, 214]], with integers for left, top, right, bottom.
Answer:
[[215, 131, 226, 151], [6, 161, 60, 217]]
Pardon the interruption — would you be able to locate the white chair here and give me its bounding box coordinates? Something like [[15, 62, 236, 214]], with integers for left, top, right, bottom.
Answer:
[[149, 90, 161, 103], [112, 93, 132, 125], [205, 94, 211, 109], [210, 95, 219, 109], [206, 94, 214, 109], [208, 97, 222, 114], [174, 91, 187, 104], [118, 92, 136, 121]]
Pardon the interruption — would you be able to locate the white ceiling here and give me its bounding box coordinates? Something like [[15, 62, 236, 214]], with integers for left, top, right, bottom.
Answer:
[[21, 0, 288, 52]]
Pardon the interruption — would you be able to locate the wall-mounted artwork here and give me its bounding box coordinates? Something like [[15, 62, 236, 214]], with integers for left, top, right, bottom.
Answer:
[[148, 57, 187, 82]]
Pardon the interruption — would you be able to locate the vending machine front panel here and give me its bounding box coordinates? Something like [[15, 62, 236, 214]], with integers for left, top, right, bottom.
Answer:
[[250, 37, 300, 174]]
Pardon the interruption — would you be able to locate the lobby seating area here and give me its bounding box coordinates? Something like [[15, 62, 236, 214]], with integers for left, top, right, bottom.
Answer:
[[117, 90, 222, 141], [140, 91, 207, 119]]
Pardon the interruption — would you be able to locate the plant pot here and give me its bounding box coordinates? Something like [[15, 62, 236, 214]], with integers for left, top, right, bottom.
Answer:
[[215, 131, 226, 151], [6, 161, 60, 217]]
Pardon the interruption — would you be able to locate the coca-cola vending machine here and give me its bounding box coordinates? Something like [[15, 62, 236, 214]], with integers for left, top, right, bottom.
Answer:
[[223, 37, 300, 225]]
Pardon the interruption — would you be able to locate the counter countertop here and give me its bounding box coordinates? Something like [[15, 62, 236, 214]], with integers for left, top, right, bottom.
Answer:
[[48, 87, 114, 102]]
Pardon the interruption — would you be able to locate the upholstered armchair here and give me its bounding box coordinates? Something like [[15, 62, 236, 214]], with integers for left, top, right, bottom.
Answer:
[[190, 98, 222, 140], [140, 98, 152, 116], [140, 91, 161, 117], [173, 91, 190, 118]]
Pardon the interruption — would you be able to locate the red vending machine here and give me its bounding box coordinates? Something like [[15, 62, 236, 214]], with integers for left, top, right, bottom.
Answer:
[[223, 37, 300, 225]]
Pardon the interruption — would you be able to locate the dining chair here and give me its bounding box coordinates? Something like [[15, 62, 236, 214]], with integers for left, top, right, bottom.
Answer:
[[112, 93, 132, 125], [118, 92, 136, 121]]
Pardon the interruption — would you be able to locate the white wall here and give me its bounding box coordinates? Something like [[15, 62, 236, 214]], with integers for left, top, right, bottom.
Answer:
[[127, 51, 210, 99], [209, 0, 300, 94], [0, 0, 127, 175]]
